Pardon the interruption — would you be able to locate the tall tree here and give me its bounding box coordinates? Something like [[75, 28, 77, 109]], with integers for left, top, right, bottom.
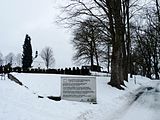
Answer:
[[40, 47, 55, 69], [22, 34, 33, 69], [72, 18, 108, 69], [5, 52, 15, 66], [58, 0, 130, 89]]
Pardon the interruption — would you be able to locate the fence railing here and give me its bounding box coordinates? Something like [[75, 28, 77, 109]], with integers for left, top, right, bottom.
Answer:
[[0, 66, 90, 75]]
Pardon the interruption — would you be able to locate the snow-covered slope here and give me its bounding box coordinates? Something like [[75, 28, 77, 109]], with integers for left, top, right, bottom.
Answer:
[[0, 73, 159, 120]]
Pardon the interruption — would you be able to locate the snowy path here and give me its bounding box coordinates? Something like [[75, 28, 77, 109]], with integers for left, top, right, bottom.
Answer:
[[109, 82, 160, 120]]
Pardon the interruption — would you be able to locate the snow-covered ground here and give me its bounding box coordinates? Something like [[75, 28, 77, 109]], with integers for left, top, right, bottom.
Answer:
[[0, 73, 160, 120]]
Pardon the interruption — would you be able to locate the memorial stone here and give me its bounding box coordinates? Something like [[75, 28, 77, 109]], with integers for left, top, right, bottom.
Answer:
[[61, 76, 96, 103]]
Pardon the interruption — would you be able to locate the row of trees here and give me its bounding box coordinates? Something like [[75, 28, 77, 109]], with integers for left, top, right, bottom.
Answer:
[[0, 52, 22, 67], [0, 34, 55, 69], [131, 0, 160, 79], [58, 0, 160, 89]]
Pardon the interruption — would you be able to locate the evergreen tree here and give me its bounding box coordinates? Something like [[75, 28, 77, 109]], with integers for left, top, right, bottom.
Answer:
[[22, 34, 33, 69]]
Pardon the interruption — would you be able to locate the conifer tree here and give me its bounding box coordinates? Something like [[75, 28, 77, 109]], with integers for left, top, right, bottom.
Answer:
[[22, 34, 33, 69]]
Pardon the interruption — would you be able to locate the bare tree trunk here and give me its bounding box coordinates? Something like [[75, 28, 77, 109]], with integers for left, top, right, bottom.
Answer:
[[155, 0, 160, 79], [126, 0, 131, 80], [153, 55, 159, 79], [121, 0, 128, 82], [153, 30, 159, 79], [90, 41, 94, 70], [93, 41, 99, 67], [91, 26, 99, 67], [146, 56, 152, 79], [107, 45, 110, 73], [108, 0, 125, 89], [109, 42, 124, 89], [156, 0, 160, 23]]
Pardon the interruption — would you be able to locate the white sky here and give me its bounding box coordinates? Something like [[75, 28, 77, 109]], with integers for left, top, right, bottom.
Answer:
[[0, 0, 74, 68]]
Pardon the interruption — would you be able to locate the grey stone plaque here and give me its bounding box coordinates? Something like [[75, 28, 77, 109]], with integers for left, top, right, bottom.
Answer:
[[61, 76, 96, 103]]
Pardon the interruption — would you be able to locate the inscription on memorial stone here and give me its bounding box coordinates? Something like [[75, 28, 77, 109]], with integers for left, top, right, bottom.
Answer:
[[61, 76, 96, 103]]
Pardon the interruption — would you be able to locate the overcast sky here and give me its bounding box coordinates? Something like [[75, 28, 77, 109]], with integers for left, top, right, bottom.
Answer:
[[0, 0, 74, 68]]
